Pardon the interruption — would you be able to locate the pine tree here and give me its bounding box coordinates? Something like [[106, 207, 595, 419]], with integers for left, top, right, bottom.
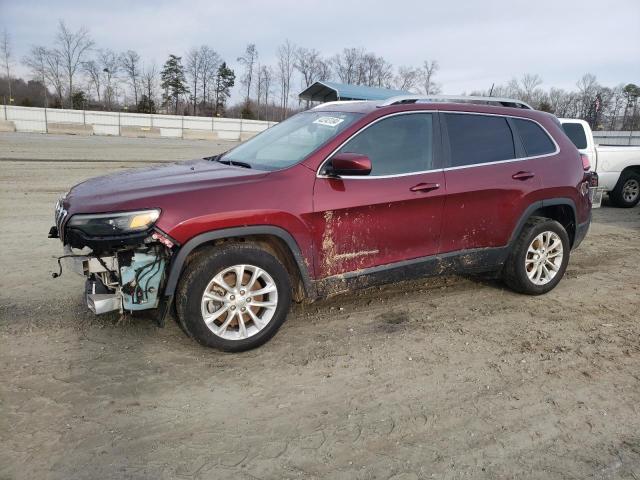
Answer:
[[160, 54, 189, 114], [213, 62, 235, 116], [137, 94, 156, 114]]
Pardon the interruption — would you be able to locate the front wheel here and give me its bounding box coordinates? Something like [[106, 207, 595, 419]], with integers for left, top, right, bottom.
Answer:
[[176, 243, 292, 352], [503, 217, 570, 295]]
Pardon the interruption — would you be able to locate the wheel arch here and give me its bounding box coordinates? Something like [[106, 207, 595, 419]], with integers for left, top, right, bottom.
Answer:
[[509, 198, 578, 247], [164, 226, 314, 302], [620, 165, 640, 176], [617, 165, 640, 186]]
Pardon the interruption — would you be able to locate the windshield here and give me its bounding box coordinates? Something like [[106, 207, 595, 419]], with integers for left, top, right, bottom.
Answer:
[[220, 111, 362, 171]]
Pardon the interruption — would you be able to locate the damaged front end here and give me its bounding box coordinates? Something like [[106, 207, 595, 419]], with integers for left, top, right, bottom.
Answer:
[[49, 199, 176, 325]]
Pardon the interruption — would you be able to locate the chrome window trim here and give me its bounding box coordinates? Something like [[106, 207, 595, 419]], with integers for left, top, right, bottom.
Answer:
[[315, 109, 560, 180], [319, 167, 444, 180]]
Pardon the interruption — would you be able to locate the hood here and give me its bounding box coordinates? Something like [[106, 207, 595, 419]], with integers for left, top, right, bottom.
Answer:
[[64, 158, 268, 214]]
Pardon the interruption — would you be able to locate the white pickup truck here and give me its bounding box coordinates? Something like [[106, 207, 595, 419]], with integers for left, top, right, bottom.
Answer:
[[560, 119, 640, 207]]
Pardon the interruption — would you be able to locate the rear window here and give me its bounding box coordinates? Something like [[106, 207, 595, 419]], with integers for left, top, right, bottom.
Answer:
[[513, 118, 556, 156], [445, 114, 515, 167], [562, 123, 588, 149]]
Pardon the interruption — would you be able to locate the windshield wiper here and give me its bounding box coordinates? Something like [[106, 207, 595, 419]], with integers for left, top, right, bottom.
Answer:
[[215, 158, 252, 169]]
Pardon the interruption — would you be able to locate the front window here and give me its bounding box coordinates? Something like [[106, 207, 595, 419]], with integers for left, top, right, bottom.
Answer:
[[333, 113, 435, 176], [221, 111, 362, 171]]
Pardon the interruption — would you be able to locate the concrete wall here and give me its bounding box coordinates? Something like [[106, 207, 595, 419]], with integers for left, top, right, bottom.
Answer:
[[0, 105, 275, 140], [593, 131, 640, 146], [0, 120, 16, 132]]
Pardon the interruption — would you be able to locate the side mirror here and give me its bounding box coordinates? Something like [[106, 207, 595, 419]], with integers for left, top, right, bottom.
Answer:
[[329, 153, 372, 176]]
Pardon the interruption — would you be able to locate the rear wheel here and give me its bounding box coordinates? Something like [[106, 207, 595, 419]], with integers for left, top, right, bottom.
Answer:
[[176, 244, 292, 352], [610, 171, 640, 208], [503, 217, 570, 295]]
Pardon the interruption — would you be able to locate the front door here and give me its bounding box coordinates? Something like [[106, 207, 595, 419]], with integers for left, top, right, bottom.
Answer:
[[311, 112, 446, 278]]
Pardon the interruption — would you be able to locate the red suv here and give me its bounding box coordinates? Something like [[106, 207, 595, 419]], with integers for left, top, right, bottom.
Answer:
[[50, 95, 593, 351]]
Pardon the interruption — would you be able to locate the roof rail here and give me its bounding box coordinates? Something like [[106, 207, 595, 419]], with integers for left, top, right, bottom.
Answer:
[[311, 100, 368, 109], [378, 95, 534, 110]]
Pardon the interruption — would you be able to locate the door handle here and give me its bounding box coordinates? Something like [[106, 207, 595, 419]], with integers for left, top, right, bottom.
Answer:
[[512, 171, 535, 181], [410, 182, 440, 192]]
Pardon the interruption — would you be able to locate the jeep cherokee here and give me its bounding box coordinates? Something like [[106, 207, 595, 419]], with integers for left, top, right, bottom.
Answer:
[[49, 95, 593, 351]]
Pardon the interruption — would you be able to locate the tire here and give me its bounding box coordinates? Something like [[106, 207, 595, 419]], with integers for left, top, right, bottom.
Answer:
[[503, 216, 570, 295], [609, 170, 640, 208], [176, 243, 292, 352]]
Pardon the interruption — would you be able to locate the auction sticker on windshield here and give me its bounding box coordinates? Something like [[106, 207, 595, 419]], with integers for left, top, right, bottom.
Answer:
[[313, 116, 345, 127]]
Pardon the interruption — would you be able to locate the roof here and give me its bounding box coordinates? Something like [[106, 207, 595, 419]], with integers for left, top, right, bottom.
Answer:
[[299, 81, 412, 102]]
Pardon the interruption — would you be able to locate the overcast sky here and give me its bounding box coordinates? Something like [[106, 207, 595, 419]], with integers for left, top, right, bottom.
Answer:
[[2, 0, 639, 101]]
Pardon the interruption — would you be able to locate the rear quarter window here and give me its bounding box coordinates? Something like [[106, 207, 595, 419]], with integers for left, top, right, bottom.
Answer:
[[561, 123, 588, 149], [445, 114, 515, 167], [513, 118, 556, 156]]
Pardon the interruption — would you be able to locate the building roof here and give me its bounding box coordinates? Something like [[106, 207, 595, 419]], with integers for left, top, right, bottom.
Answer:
[[299, 81, 412, 102]]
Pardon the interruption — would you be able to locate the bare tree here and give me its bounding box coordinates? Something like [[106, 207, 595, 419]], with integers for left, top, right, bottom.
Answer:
[[237, 43, 258, 105], [198, 46, 221, 108], [294, 47, 331, 89], [358, 53, 393, 87], [521, 73, 543, 98], [422, 60, 441, 94], [606, 84, 626, 130], [120, 50, 141, 106], [506, 73, 543, 105], [255, 62, 263, 116], [55, 21, 94, 107], [185, 47, 202, 114], [331, 47, 364, 84], [1, 29, 12, 102], [576, 73, 600, 122], [317, 58, 331, 82], [256, 65, 273, 120], [395, 66, 420, 92], [547, 87, 573, 117], [98, 49, 120, 110], [23, 46, 48, 106], [24, 46, 63, 106], [276, 40, 295, 117], [142, 63, 157, 104], [82, 59, 102, 103]]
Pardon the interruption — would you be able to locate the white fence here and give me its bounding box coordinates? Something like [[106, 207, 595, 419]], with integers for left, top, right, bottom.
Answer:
[[593, 131, 640, 146], [3, 105, 638, 146], [0, 105, 274, 140]]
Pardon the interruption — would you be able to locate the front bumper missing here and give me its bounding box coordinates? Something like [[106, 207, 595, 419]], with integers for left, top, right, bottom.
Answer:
[[55, 243, 168, 317]]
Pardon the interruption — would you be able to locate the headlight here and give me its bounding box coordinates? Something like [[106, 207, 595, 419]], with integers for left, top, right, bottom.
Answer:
[[67, 209, 160, 237]]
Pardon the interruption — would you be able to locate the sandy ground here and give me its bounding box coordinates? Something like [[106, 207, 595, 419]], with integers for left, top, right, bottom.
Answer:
[[1, 132, 639, 480]]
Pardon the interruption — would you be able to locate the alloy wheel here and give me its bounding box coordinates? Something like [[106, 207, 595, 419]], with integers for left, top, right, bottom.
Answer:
[[525, 231, 564, 286], [200, 264, 278, 340]]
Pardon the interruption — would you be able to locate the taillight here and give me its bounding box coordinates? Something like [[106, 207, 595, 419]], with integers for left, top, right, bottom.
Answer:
[[581, 154, 591, 171]]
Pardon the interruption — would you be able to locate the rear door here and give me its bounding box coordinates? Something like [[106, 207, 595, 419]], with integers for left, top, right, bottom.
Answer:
[[439, 112, 549, 252], [312, 112, 445, 278]]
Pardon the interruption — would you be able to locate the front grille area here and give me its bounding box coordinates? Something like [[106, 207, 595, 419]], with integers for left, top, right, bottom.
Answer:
[[55, 197, 68, 243]]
